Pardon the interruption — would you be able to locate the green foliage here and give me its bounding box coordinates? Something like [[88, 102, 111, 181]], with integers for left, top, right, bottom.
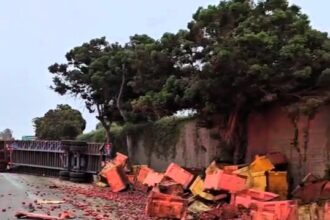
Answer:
[[77, 123, 128, 153], [318, 69, 330, 88], [49, 0, 330, 161], [76, 117, 191, 158], [122, 116, 192, 159], [49, 38, 130, 141], [77, 123, 123, 142], [49, 35, 178, 142], [135, 0, 330, 118], [34, 105, 86, 140]]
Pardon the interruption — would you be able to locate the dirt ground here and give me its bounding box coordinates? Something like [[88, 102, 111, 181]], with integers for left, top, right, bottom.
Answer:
[[0, 173, 149, 220]]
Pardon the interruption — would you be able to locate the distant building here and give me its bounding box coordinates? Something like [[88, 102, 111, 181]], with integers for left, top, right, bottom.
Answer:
[[21, 136, 36, 141]]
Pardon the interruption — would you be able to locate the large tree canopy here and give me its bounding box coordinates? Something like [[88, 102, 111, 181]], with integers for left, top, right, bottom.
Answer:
[[33, 105, 86, 140], [49, 34, 178, 143], [49, 38, 124, 142], [49, 0, 330, 163], [133, 0, 330, 162], [137, 0, 330, 116]]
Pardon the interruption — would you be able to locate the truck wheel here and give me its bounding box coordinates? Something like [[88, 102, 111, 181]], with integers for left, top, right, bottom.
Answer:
[[59, 170, 69, 177], [69, 177, 88, 183], [59, 175, 69, 181], [69, 172, 86, 179], [0, 162, 7, 172]]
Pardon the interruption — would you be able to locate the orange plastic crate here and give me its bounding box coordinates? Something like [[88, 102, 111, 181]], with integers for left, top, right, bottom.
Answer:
[[324, 202, 330, 220], [232, 195, 259, 208], [113, 152, 128, 166], [250, 155, 274, 172], [257, 200, 296, 220], [246, 189, 279, 201], [143, 171, 164, 187], [220, 173, 247, 192], [146, 191, 187, 219], [165, 163, 194, 188], [267, 171, 288, 200], [204, 170, 223, 190], [251, 210, 276, 220], [136, 166, 152, 184], [223, 165, 239, 174], [204, 170, 246, 192], [105, 166, 128, 192]]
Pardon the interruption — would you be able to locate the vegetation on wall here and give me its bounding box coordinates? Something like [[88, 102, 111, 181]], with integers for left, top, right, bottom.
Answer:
[[287, 99, 329, 178], [77, 116, 193, 159]]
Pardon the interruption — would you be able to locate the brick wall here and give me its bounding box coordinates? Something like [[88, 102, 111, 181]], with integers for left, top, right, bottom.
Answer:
[[247, 106, 330, 185]]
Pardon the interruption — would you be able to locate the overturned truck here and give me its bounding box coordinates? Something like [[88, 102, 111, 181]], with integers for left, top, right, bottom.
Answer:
[[2, 140, 103, 183]]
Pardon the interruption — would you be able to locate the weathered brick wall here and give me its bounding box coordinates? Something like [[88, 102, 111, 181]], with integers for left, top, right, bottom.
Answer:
[[132, 120, 222, 171], [247, 106, 330, 185], [130, 106, 330, 185]]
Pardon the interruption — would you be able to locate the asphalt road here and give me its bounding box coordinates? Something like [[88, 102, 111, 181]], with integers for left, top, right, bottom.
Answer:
[[0, 173, 88, 220], [0, 173, 147, 220]]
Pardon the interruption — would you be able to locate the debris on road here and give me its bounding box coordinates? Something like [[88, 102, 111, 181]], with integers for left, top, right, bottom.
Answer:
[[188, 200, 212, 213], [190, 176, 227, 201], [15, 210, 75, 220], [37, 200, 65, 205], [93, 153, 293, 219], [12, 151, 328, 219]]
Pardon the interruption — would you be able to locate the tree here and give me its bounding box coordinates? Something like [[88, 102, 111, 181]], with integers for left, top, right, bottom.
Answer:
[[134, 0, 330, 163], [33, 104, 86, 140], [49, 38, 123, 143], [0, 129, 14, 141], [131, 32, 190, 119], [49, 35, 178, 159]]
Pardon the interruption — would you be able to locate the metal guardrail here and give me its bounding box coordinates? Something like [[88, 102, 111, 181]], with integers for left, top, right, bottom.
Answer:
[[7, 140, 103, 176]]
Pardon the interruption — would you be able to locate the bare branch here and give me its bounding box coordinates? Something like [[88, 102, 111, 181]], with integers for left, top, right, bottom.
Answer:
[[117, 64, 128, 121]]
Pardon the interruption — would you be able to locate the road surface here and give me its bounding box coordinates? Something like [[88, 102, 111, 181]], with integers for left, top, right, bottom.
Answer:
[[0, 173, 148, 220], [0, 173, 88, 219]]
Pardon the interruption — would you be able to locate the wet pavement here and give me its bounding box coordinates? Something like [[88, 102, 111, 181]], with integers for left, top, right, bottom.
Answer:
[[0, 173, 149, 220], [0, 173, 85, 219]]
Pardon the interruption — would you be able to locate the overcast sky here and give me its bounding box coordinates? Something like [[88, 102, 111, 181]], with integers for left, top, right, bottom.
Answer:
[[0, 0, 328, 139]]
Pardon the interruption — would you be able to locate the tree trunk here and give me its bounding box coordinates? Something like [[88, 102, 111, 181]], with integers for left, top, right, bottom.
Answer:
[[116, 65, 134, 159], [290, 115, 304, 180], [116, 66, 128, 122], [219, 108, 248, 164], [126, 135, 134, 163], [104, 126, 111, 144], [232, 115, 248, 164], [96, 104, 112, 144]]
